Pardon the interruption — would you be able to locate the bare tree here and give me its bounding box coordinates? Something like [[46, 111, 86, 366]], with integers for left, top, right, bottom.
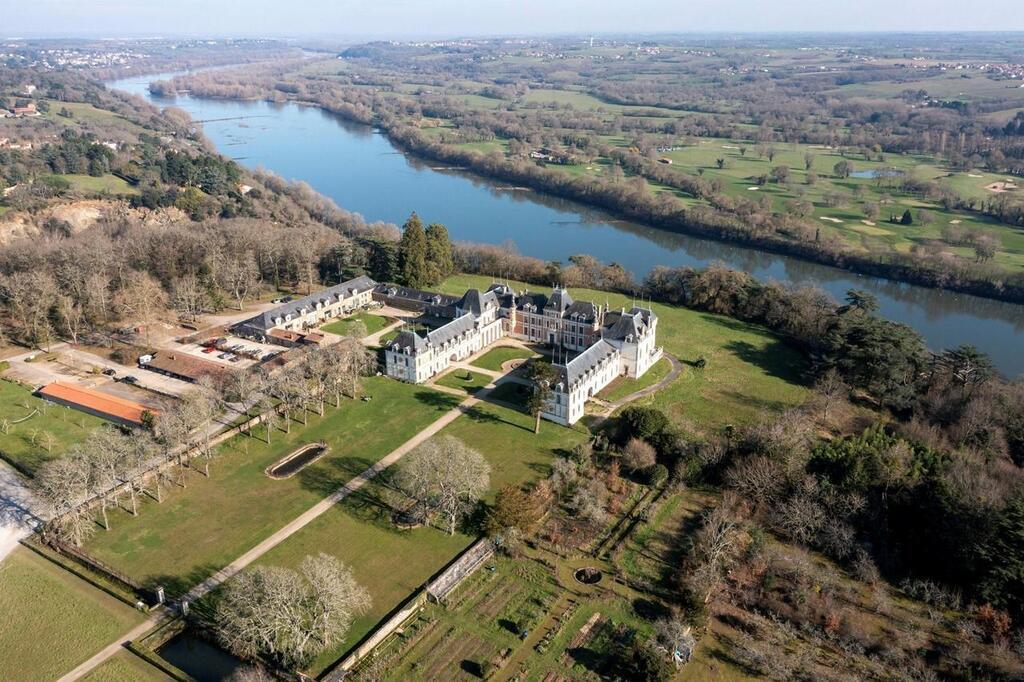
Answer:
[[622, 437, 657, 472], [219, 253, 261, 310], [35, 455, 94, 547], [114, 271, 167, 346], [172, 273, 208, 322], [215, 553, 371, 670], [686, 496, 743, 605], [56, 294, 85, 345], [393, 436, 491, 535]]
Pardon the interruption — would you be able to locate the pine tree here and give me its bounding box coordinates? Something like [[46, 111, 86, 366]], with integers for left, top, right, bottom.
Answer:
[[424, 222, 455, 286], [398, 213, 428, 287]]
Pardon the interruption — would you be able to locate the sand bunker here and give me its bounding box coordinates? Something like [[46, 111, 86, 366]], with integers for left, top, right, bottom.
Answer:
[[862, 220, 876, 226], [967, 173, 983, 178], [949, 219, 962, 224], [986, 181, 1018, 193], [721, 144, 740, 149], [747, 186, 760, 191], [820, 216, 844, 223]]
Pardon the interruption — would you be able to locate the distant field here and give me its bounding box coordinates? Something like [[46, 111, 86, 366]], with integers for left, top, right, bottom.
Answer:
[[0, 547, 145, 681], [42, 173, 139, 196]]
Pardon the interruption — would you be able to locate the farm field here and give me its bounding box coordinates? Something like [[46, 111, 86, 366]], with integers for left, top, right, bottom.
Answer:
[[0, 378, 105, 476], [439, 275, 809, 431], [320, 311, 393, 337], [0, 547, 146, 681], [84, 378, 461, 592]]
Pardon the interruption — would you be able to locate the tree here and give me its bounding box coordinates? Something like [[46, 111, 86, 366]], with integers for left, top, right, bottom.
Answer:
[[172, 273, 208, 322], [833, 160, 853, 179], [35, 455, 93, 547], [525, 361, 560, 434], [770, 165, 790, 184], [114, 271, 168, 346], [215, 553, 371, 670], [900, 209, 913, 225], [936, 345, 995, 388], [975, 236, 999, 262], [398, 213, 429, 288], [485, 484, 541, 537], [804, 152, 816, 171], [615, 635, 674, 682], [979, 495, 1024, 620], [424, 222, 455, 286], [393, 436, 490, 535], [622, 437, 657, 473], [219, 253, 261, 310], [619, 405, 670, 443]]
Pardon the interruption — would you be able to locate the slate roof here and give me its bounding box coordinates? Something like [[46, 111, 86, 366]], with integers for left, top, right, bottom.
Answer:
[[546, 287, 574, 313], [559, 339, 619, 388], [516, 291, 549, 312], [457, 288, 498, 316], [602, 307, 656, 340], [389, 330, 428, 353], [565, 300, 600, 323], [389, 313, 477, 354], [238, 275, 377, 334]]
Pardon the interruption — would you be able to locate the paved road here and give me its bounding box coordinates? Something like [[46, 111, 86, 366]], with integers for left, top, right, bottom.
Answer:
[[0, 460, 44, 562]]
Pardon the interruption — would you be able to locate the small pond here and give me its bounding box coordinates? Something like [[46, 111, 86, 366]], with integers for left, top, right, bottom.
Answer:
[[574, 567, 604, 585], [158, 632, 243, 681], [266, 442, 329, 479]]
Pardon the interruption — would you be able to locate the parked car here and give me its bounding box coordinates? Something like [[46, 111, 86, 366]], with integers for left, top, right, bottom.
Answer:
[[101, 368, 116, 377], [229, 356, 241, 363], [121, 375, 139, 384], [270, 298, 283, 304], [202, 347, 216, 354]]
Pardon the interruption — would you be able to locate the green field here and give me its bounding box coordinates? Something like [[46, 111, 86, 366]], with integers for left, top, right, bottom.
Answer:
[[597, 356, 673, 403], [0, 547, 146, 681], [440, 275, 809, 431], [435, 368, 492, 395], [0, 378, 105, 476], [470, 345, 537, 372], [81, 651, 173, 682], [44, 173, 139, 196], [85, 378, 461, 592], [250, 400, 586, 675], [320, 312, 393, 338]]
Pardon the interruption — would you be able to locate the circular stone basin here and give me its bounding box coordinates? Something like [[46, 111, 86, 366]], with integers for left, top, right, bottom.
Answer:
[[573, 567, 603, 585], [266, 442, 328, 479]]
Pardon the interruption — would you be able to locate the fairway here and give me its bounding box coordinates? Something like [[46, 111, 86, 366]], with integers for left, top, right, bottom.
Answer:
[[0, 547, 146, 681], [0, 378, 105, 476], [85, 378, 461, 592], [440, 275, 809, 431]]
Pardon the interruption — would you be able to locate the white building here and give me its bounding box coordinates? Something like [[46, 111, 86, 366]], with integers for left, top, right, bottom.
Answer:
[[233, 275, 377, 344], [383, 284, 662, 425]]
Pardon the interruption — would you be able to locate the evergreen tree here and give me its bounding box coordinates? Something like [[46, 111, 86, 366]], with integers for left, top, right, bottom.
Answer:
[[365, 239, 399, 282], [424, 222, 455, 286], [900, 209, 914, 225], [398, 213, 429, 287], [980, 495, 1024, 619]]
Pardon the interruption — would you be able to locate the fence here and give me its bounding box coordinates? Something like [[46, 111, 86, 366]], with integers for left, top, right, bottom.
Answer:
[[426, 537, 494, 603]]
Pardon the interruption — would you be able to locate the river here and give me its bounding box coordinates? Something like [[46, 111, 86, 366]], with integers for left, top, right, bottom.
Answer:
[[107, 72, 1024, 378]]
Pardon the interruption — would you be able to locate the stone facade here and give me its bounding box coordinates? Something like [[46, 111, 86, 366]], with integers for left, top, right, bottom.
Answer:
[[383, 283, 662, 426]]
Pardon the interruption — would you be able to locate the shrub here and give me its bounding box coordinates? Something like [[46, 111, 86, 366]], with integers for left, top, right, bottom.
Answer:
[[648, 463, 669, 487]]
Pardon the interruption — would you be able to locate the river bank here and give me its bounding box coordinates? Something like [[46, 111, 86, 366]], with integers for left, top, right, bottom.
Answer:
[[106, 73, 1024, 377]]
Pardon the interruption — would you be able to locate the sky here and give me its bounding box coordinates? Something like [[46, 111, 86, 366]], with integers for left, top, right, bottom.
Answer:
[[2, 0, 1024, 39]]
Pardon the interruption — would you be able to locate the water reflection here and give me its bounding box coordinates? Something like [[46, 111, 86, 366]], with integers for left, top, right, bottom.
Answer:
[[107, 74, 1024, 376]]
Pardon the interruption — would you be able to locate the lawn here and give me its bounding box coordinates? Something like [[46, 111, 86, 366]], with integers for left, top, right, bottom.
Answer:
[[439, 275, 809, 433], [597, 356, 672, 403], [82, 651, 173, 682], [85, 378, 462, 593], [485, 380, 533, 409], [0, 378, 106, 476], [247, 401, 586, 675], [0, 547, 146, 681], [45, 173, 139, 196], [470, 345, 537, 372], [320, 312, 393, 338], [435, 368, 492, 395]]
